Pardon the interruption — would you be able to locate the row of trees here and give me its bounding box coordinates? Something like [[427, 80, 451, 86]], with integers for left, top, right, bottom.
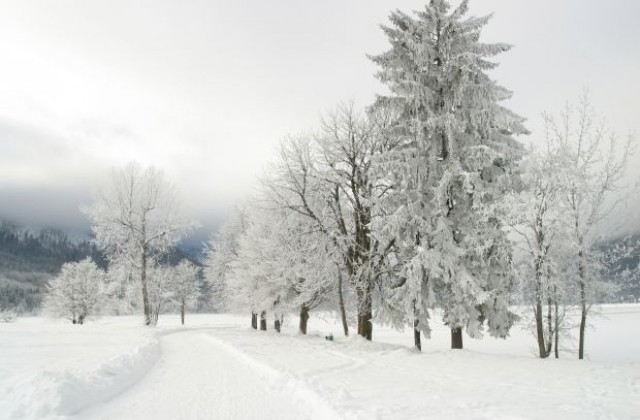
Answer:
[[509, 97, 634, 359], [206, 0, 636, 358], [41, 1, 636, 360], [44, 164, 203, 326], [44, 256, 202, 325]]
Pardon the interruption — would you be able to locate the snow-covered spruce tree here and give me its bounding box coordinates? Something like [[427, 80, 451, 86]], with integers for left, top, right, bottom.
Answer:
[[43, 257, 105, 324], [83, 162, 194, 326], [170, 259, 201, 325], [546, 96, 634, 359], [369, 0, 526, 349]]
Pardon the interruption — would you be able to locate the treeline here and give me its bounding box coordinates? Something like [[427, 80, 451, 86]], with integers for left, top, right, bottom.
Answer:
[[0, 220, 210, 314], [0, 221, 104, 313], [204, 0, 638, 359], [0, 221, 105, 273]]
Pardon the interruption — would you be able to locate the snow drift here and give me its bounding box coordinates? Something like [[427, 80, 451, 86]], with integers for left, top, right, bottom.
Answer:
[[6, 337, 160, 419]]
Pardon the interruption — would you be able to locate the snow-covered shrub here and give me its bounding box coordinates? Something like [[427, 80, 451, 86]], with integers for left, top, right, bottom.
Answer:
[[43, 258, 106, 324]]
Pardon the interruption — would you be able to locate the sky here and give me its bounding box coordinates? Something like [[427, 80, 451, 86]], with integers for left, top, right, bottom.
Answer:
[[0, 0, 638, 245]]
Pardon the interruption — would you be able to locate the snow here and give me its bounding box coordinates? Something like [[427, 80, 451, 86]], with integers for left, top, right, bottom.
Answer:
[[1, 306, 639, 420], [0, 317, 157, 419]]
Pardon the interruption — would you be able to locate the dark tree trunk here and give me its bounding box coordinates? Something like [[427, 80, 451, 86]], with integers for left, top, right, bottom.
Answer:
[[578, 283, 587, 360], [260, 311, 267, 331], [299, 304, 310, 334], [77, 314, 85, 325], [546, 297, 553, 356], [180, 299, 185, 326], [413, 299, 421, 351], [414, 319, 421, 351], [578, 250, 587, 360], [251, 312, 257, 329], [554, 297, 560, 359], [337, 271, 349, 337], [534, 259, 549, 358], [451, 327, 463, 349], [274, 316, 281, 333], [356, 286, 372, 340], [141, 243, 152, 326]]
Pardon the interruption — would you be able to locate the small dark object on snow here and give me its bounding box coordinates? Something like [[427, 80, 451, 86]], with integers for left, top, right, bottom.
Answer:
[[325, 334, 334, 341]]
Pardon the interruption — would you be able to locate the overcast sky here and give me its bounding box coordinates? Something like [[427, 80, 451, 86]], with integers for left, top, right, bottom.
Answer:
[[0, 0, 638, 243]]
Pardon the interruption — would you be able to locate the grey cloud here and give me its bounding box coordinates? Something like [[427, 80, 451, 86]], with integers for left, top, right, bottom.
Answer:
[[0, 185, 92, 236]]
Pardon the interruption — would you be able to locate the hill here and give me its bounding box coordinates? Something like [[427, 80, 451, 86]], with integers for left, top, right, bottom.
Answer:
[[0, 221, 105, 313]]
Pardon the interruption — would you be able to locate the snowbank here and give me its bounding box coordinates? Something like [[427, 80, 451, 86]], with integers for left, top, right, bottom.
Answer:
[[5, 338, 160, 419]]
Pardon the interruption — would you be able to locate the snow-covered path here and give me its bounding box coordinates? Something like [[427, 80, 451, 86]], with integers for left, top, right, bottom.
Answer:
[[76, 320, 640, 420], [80, 328, 339, 420]]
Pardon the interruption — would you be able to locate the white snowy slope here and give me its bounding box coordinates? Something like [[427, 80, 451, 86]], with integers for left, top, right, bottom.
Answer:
[[1, 307, 639, 420], [0, 317, 157, 419]]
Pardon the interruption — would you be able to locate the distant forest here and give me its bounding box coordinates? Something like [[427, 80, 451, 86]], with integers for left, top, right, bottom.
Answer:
[[0, 221, 105, 313], [0, 221, 204, 313]]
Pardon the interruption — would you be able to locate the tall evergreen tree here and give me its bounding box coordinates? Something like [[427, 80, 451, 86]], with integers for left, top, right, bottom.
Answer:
[[370, 0, 526, 349]]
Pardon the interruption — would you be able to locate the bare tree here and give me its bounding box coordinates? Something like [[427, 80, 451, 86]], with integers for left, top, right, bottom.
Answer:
[[547, 95, 635, 359], [509, 146, 567, 358], [170, 260, 201, 325], [84, 162, 194, 326], [265, 104, 394, 340]]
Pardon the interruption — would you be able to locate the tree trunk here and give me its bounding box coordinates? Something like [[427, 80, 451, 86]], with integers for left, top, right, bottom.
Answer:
[[578, 250, 587, 360], [414, 319, 421, 351], [534, 259, 549, 358], [451, 327, 463, 349], [578, 282, 587, 360], [337, 271, 349, 337], [274, 316, 281, 333], [546, 297, 553, 356], [153, 303, 161, 325], [554, 297, 560, 359], [260, 311, 267, 331], [181, 299, 185, 326], [251, 312, 257, 329], [299, 304, 310, 334], [413, 299, 421, 351], [356, 286, 372, 340], [141, 243, 152, 326]]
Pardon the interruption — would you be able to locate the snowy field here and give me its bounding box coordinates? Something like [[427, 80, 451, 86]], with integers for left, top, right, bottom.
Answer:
[[1, 305, 639, 420]]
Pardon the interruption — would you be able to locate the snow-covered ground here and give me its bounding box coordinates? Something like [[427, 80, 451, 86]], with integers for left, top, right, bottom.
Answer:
[[1, 305, 639, 420]]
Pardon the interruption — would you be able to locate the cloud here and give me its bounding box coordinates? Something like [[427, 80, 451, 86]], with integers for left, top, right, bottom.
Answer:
[[0, 185, 91, 235], [0, 0, 637, 240]]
